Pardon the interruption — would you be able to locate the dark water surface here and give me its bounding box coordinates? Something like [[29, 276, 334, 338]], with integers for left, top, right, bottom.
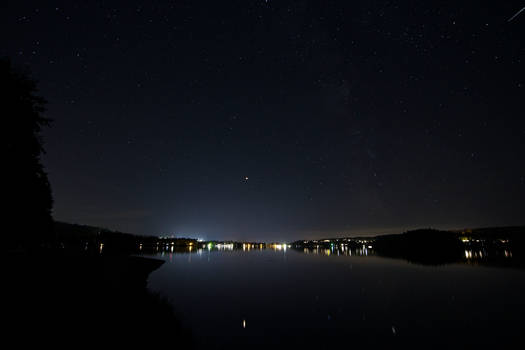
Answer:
[[147, 249, 525, 349]]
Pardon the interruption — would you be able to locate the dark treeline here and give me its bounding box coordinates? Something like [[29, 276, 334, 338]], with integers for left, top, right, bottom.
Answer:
[[2, 58, 53, 248], [54, 222, 271, 254], [372, 229, 465, 265], [53, 221, 198, 254], [292, 227, 525, 268], [461, 226, 525, 249], [3, 58, 192, 347]]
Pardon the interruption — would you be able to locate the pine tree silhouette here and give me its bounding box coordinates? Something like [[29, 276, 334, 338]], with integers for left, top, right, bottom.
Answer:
[[2, 58, 53, 248]]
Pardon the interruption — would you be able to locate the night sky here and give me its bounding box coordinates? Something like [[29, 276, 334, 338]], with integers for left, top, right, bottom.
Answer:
[[3, 1, 524, 241]]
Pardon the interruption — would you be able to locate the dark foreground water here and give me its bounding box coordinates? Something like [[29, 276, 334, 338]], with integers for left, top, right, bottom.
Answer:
[[147, 249, 525, 349]]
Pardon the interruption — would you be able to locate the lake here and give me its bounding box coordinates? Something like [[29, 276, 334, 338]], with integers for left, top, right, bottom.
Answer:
[[147, 247, 525, 349]]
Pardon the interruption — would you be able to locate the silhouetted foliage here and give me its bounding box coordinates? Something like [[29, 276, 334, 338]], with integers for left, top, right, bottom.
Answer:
[[53, 221, 200, 254], [2, 58, 53, 247], [372, 228, 465, 265], [6, 250, 194, 347]]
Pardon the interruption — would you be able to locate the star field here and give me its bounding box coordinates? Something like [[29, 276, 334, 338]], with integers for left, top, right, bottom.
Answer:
[[2, 1, 524, 240]]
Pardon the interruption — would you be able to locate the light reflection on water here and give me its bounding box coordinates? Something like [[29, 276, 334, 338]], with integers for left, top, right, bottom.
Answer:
[[464, 248, 513, 260], [154, 244, 514, 262], [147, 248, 525, 349], [157, 246, 375, 258], [302, 245, 370, 257]]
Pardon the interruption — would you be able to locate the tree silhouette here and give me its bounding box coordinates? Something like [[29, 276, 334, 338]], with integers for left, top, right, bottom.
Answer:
[[2, 58, 53, 248]]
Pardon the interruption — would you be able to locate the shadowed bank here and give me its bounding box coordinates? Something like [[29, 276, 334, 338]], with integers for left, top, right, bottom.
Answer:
[[5, 249, 193, 347], [2, 58, 192, 347]]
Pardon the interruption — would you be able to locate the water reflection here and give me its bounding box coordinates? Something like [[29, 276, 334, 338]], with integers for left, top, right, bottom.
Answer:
[[147, 242, 295, 254], [301, 245, 371, 257], [148, 242, 515, 261], [146, 241, 520, 271], [147, 245, 525, 350], [464, 249, 513, 260]]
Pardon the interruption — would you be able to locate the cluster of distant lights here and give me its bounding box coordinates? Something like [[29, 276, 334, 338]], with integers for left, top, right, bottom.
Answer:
[[130, 235, 515, 260], [158, 236, 205, 241], [147, 241, 292, 253], [83, 228, 516, 264], [305, 239, 372, 244], [145, 242, 512, 260], [461, 237, 513, 259]]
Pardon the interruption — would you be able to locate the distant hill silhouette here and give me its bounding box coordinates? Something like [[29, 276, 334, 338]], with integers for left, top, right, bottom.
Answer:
[[372, 228, 465, 265], [2, 58, 53, 248], [293, 226, 525, 268], [53, 221, 198, 254]]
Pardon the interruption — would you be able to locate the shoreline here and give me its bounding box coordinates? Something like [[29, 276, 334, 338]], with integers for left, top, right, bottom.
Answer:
[[5, 248, 193, 347]]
